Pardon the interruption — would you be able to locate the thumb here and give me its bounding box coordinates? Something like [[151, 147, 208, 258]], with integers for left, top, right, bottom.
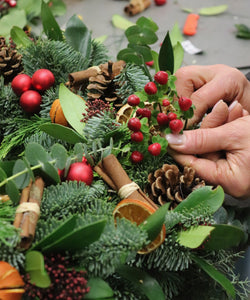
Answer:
[[166, 126, 229, 155]]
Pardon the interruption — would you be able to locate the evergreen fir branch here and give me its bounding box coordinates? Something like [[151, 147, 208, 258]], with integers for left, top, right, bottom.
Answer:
[[39, 86, 59, 119], [114, 63, 150, 103], [89, 39, 110, 67], [40, 180, 108, 219], [21, 39, 89, 84], [74, 218, 148, 278], [0, 243, 26, 271], [0, 116, 49, 159]]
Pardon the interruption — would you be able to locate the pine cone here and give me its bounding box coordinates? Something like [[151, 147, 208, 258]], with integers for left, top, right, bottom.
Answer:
[[145, 164, 205, 209], [0, 37, 23, 84], [87, 60, 126, 109]]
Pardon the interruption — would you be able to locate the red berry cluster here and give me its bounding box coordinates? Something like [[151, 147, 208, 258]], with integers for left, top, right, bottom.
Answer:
[[23, 254, 90, 300], [126, 71, 193, 164], [11, 69, 55, 114]]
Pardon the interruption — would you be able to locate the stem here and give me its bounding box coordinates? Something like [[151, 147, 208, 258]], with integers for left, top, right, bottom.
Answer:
[[184, 118, 188, 130]]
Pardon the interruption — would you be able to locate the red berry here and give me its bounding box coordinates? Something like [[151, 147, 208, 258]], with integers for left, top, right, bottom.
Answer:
[[131, 131, 144, 142], [66, 162, 93, 185], [11, 74, 32, 96], [145, 61, 154, 67], [162, 99, 170, 106], [148, 143, 161, 156], [19, 90, 42, 113], [178, 97, 192, 111], [58, 168, 65, 180], [154, 0, 167, 5], [128, 117, 141, 132], [8, 0, 16, 7], [32, 69, 55, 91], [154, 71, 168, 85], [130, 151, 144, 163], [157, 112, 168, 126], [136, 108, 151, 119], [169, 119, 183, 134], [127, 94, 140, 106], [144, 82, 157, 95], [167, 112, 177, 121]]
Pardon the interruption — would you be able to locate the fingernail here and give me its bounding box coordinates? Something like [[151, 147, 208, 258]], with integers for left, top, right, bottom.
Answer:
[[228, 100, 238, 112], [166, 133, 185, 145], [212, 99, 224, 111]]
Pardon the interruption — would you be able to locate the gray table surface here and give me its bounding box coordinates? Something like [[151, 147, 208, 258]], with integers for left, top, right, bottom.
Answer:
[[57, 0, 250, 74]]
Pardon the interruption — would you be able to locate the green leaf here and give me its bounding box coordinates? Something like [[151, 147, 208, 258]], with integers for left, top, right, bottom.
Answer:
[[59, 84, 87, 136], [25, 143, 48, 165], [139, 203, 170, 241], [40, 122, 86, 144], [203, 224, 245, 250], [192, 255, 236, 299], [41, 161, 60, 183], [0, 167, 7, 182], [65, 15, 91, 59], [41, 0, 63, 41], [151, 50, 159, 73], [199, 5, 228, 16], [173, 42, 184, 73], [112, 14, 135, 30], [10, 26, 33, 48], [170, 23, 183, 47], [17, 0, 42, 19], [136, 16, 159, 33], [159, 31, 174, 74], [25, 251, 51, 288], [177, 225, 215, 248], [128, 44, 153, 62], [85, 277, 114, 299], [12, 159, 30, 189], [235, 24, 250, 39], [50, 143, 68, 169], [94, 35, 108, 44], [174, 186, 224, 214], [6, 180, 20, 205], [0, 9, 27, 38], [42, 218, 107, 253], [126, 25, 158, 45], [117, 48, 144, 65], [116, 265, 165, 300], [48, 0, 66, 16]]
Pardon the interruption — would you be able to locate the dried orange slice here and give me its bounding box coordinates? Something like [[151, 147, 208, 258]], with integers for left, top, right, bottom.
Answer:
[[116, 104, 133, 124], [113, 199, 166, 254]]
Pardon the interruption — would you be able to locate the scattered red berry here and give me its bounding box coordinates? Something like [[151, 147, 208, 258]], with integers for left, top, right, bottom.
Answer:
[[169, 119, 183, 134], [154, 71, 168, 85], [145, 60, 154, 67], [66, 162, 93, 185], [131, 131, 144, 142], [127, 94, 140, 106], [58, 168, 65, 180], [131, 151, 144, 163], [11, 74, 32, 96], [154, 0, 167, 5], [148, 143, 161, 156], [136, 108, 151, 119], [178, 96, 192, 111], [162, 99, 170, 106], [144, 82, 157, 95], [19, 90, 42, 113], [32, 69, 55, 91], [167, 112, 177, 121], [157, 112, 168, 126], [128, 117, 141, 132]]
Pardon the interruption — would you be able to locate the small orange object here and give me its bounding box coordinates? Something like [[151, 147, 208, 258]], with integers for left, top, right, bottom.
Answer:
[[49, 99, 68, 127], [113, 198, 166, 254], [0, 261, 25, 300], [183, 13, 200, 36]]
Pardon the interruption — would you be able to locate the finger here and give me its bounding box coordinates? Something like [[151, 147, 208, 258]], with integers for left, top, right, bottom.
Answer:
[[227, 100, 244, 122], [200, 100, 229, 129]]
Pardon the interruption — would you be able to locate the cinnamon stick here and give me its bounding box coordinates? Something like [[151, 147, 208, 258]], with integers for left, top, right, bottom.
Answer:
[[68, 66, 101, 90], [95, 154, 158, 210], [124, 0, 151, 16], [13, 177, 45, 250]]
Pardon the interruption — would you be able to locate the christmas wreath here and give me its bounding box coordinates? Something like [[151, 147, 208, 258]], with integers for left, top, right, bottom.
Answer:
[[0, 2, 249, 300]]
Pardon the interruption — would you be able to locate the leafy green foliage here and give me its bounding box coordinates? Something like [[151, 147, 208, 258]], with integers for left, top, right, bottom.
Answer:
[[235, 24, 250, 39]]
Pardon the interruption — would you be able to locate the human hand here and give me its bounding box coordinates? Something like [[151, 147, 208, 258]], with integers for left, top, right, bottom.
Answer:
[[175, 64, 250, 125], [166, 115, 250, 199]]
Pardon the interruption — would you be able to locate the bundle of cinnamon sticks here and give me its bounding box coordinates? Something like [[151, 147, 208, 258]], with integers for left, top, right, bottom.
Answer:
[[13, 177, 44, 250], [124, 0, 151, 16]]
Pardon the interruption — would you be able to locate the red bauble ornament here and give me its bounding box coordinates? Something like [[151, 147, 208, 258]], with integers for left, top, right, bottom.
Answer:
[[66, 162, 93, 186], [148, 143, 161, 156], [11, 74, 32, 96], [130, 151, 144, 163], [20, 90, 42, 113], [32, 69, 55, 91]]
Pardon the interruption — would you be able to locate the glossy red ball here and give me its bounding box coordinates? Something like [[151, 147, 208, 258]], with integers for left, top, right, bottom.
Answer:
[[167, 112, 177, 121], [127, 94, 140, 106], [131, 131, 144, 142], [32, 69, 55, 91], [144, 82, 157, 95], [128, 117, 141, 132], [154, 71, 168, 85], [148, 143, 161, 156], [155, 0, 167, 5], [157, 112, 169, 126], [130, 151, 144, 163], [11, 74, 32, 96], [178, 97, 192, 111], [169, 119, 183, 134], [20, 90, 42, 113], [66, 162, 93, 185]]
